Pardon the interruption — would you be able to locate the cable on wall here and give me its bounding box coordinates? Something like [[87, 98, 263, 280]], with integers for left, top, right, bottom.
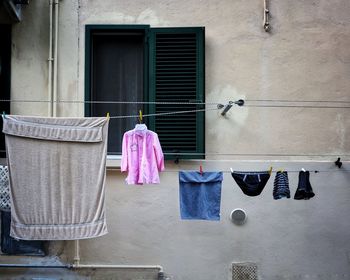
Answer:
[[245, 99, 350, 103], [0, 99, 220, 106], [244, 104, 350, 109], [108, 107, 220, 119], [125, 169, 350, 174], [1, 98, 350, 109]]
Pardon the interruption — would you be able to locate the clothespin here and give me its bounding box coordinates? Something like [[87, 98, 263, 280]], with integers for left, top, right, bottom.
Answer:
[[173, 149, 180, 164], [301, 168, 306, 172], [268, 166, 273, 176], [278, 168, 284, 173], [139, 110, 143, 124], [335, 157, 342, 168], [106, 112, 110, 120], [2, 111, 6, 119], [199, 164, 203, 175]]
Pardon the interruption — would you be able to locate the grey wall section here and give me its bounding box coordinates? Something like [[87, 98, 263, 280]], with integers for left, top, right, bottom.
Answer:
[[9, 0, 350, 157], [78, 0, 350, 158], [72, 161, 350, 280], [2, 0, 350, 279], [1, 161, 349, 280]]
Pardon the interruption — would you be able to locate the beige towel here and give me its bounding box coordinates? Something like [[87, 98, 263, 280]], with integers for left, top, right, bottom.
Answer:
[[2, 115, 109, 240]]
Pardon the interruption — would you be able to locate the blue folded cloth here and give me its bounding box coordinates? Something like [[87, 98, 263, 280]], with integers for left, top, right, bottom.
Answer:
[[179, 171, 223, 221]]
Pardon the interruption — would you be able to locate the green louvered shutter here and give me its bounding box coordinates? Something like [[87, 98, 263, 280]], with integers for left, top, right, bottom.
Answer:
[[148, 27, 205, 159]]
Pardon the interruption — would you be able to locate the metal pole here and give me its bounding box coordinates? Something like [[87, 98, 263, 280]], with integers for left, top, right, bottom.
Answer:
[[48, 0, 53, 117], [53, 0, 59, 117]]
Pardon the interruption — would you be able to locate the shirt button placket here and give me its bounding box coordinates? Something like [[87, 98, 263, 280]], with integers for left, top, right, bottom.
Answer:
[[139, 137, 143, 183]]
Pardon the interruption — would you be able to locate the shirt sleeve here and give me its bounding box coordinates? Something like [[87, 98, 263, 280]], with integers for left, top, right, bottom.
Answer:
[[121, 132, 128, 172], [153, 133, 165, 172]]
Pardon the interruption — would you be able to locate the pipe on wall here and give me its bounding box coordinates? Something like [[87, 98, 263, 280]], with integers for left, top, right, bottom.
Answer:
[[72, 264, 164, 271], [0, 263, 163, 272], [48, 0, 53, 117], [73, 239, 80, 266], [263, 0, 270, 32], [52, 0, 59, 117], [0, 264, 71, 269], [73, 239, 163, 272], [0, 264, 166, 280]]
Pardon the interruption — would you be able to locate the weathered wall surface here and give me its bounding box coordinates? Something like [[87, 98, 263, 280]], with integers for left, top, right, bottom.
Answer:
[[2, 161, 349, 280], [3, 0, 350, 279], [85, 162, 350, 280], [10, 0, 350, 157]]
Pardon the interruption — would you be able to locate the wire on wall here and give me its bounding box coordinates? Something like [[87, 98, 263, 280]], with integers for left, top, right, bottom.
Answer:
[[1, 98, 350, 120], [109, 107, 219, 119], [244, 99, 350, 108], [0, 99, 219, 105], [245, 99, 350, 103], [1, 98, 350, 108], [112, 169, 350, 174], [244, 104, 350, 109]]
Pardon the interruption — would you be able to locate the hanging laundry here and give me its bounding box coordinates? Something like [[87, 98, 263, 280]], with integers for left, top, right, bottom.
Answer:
[[2, 115, 109, 240], [0, 165, 11, 212], [294, 170, 315, 200], [1, 211, 45, 256], [231, 170, 270, 196], [273, 171, 290, 199], [179, 171, 223, 221], [121, 124, 164, 185]]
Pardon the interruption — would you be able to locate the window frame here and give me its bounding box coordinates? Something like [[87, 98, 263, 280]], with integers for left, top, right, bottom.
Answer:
[[0, 25, 11, 159], [84, 24, 150, 118], [84, 25, 205, 159]]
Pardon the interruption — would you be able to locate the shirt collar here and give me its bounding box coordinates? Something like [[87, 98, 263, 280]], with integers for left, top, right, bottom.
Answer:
[[134, 124, 148, 135]]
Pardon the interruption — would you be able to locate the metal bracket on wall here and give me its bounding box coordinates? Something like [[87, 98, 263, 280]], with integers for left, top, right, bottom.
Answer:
[[263, 0, 270, 32], [221, 99, 245, 116]]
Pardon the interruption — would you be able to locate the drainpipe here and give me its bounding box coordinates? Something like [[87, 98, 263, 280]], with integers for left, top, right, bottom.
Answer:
[[48, 0, 53, 117], [0, 264, 71, 269], [72, 239, 164, 275], [72, 264, 164, 271], [53, 0, 59, 117], [0, 263, 165, 279], [0, 224, 164, 277], [73, 239, 80, 266]]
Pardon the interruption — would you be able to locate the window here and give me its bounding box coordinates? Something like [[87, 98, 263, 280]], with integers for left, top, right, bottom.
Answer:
[[0, 25, 11, 158], [85, 25, 205, 159]]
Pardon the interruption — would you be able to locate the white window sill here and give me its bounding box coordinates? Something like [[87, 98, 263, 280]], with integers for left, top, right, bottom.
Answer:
[[106, 155, 121, 168]]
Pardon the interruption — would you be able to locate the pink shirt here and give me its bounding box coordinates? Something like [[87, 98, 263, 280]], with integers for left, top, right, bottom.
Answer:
[[121, 124, 165, 185]]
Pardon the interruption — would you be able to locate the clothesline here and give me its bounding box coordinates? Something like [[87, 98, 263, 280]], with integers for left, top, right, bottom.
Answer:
[[0, 154, 347, 173], [1, 98, 350, 104], [1, 99, 350, 109], [245, 99, 350, 103], [245, 105, 350, 109], [0, 99, 217, 105], [106, 168, 350, 174], [1, 104, 348, 121], [1, 150, 348, 157], [0, 106, 220, 120], [163, 152, 350, 157], [109, 107, 218, 119]]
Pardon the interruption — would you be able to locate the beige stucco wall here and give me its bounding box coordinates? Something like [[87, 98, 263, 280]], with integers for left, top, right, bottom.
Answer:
[[10, 0, 350, 158], [2, 0, 350, 279]]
